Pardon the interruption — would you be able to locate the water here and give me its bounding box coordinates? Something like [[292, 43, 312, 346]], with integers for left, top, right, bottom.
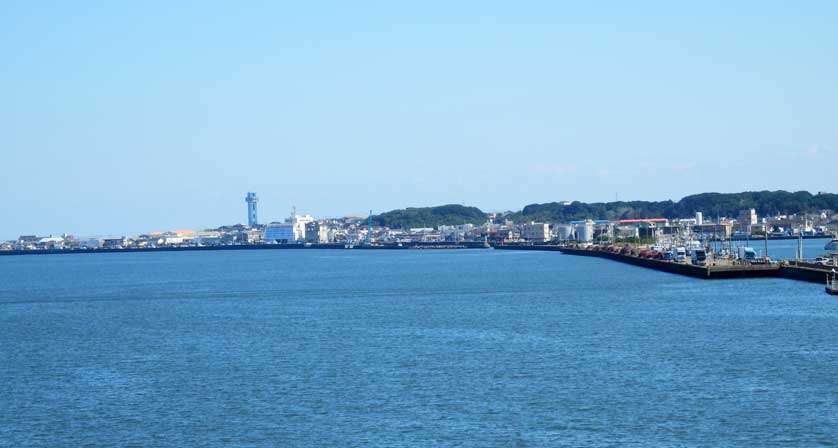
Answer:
[[1, 249, 836, 447]]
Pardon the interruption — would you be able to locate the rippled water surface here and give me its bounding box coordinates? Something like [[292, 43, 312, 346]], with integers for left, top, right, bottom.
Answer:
[[1, 249, 836, 447]]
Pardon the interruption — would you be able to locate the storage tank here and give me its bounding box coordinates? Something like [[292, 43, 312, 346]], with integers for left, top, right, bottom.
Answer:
[[556, 224, 574, 240], [576, 220, 595, 242]]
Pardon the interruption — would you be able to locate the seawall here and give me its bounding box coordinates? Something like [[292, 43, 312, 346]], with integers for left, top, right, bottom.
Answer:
[[497, 244, 830, 285], [0, 241, 490, 257]]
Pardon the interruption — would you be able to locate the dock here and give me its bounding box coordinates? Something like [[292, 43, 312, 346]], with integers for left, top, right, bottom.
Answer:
[[496, 244, 833, 284], [555, 246, 779, 280]]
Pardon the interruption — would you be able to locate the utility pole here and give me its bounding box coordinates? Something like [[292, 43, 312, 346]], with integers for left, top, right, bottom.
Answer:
[[797, 227, 804, 262], [765, 222, 768, 265]]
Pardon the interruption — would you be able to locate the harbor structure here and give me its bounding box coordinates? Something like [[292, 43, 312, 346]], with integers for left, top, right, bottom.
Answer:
[[245, 192, 259, 227]]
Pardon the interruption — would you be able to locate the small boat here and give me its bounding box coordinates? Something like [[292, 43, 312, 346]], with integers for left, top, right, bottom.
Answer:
[[825, 238, 838, 251]]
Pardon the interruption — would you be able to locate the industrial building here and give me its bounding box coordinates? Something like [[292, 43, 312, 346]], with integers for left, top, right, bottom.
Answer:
[[522, 223, 550, 242]]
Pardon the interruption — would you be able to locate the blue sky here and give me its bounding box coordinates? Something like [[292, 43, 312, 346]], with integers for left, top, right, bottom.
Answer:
[[2, 1, 836, 238]]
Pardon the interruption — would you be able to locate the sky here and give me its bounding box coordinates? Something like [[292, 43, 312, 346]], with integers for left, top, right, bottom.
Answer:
[[1, 1, 836, 238]]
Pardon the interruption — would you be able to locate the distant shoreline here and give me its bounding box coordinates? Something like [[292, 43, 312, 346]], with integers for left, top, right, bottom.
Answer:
[[0, 241, 492, 257], [1, 236, 832, 257]]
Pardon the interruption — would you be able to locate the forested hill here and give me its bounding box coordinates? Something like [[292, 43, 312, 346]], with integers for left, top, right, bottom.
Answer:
[[512, 191, 838, 223], [370, 191, 837, 228], [372, 205, 487, 229]]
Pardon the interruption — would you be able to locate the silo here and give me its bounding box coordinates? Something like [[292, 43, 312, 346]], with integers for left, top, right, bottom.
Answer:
[[576, 220, 595, 242], [556, 224, 574, 240]]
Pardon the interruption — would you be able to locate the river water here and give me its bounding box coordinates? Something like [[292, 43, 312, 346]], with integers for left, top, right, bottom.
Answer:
[[1, 249, 836, 446]]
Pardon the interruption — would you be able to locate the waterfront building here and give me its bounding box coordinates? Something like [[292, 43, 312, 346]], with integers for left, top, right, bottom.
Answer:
[[304, 221, 329, 244], [38, 236, 65, 250], [102, 237, 127, 249], [79, 238, 102, 249], [17, 235, 39, 249], [294, 214, 314, 241], [264, 223, 295, 243], [522, 223, 550, 242], [488, 229, 515, 244], [245, 192, 259, 227], [696, 212, 704, 226], [192, 232, 223, 246], [156, 233, 189, 246], [440, 224, 476, 242]]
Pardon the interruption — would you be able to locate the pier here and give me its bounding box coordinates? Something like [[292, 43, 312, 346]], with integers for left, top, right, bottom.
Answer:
[[496, 244, 834, 285]]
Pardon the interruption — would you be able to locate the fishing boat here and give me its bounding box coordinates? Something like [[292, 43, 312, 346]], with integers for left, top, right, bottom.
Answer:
[[825, 237, 838, 251]]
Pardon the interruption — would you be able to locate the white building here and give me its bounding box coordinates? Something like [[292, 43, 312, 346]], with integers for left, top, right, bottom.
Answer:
[[264, 223, 295, 243], [522, 223, 550, 242], [294, 214, 315, 240]]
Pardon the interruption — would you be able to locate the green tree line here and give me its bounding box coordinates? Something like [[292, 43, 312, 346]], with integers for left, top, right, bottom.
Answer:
[[370, 191, 837, 228], [513, 190, 838, 223], [372, 204, 487, 229]]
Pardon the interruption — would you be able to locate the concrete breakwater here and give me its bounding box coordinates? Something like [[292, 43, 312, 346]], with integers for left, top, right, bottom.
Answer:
[[0, 241, 491, 257], [496, 244, 831, 285]]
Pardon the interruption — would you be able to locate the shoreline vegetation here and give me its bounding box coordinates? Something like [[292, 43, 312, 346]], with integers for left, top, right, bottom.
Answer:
[[374, 190, 838, 229]]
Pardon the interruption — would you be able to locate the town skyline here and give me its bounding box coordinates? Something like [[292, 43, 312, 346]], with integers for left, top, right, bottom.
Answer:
[[4, 188, 837, 242]]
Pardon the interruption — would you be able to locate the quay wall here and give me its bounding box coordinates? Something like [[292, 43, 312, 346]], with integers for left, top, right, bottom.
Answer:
[[555, 247, 717, 279], [503, 245, 832, 285], [779, 265, 834, 284]]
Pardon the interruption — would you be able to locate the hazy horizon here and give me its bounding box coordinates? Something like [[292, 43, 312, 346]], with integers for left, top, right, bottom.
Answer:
[[3, 2, 836, 239]]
